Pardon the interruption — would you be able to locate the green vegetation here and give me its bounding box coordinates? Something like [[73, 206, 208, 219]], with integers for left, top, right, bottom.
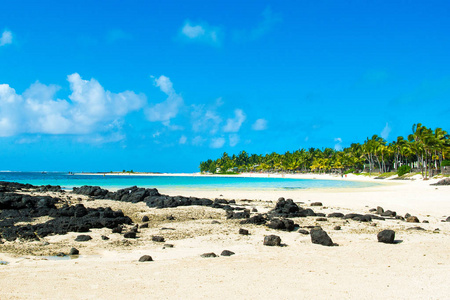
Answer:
[[397, 165, 411, 177], [122, 170, 134, 173], [200, 123, 449, 178]]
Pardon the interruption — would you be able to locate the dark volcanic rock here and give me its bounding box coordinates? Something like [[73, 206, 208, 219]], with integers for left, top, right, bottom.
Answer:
[[201, 252, 217, 258], [226, 210, 250, 219], [263, 235, 281, 246], [310, 202, 323, 206], [139, 255, 153, 262], [123, 231, 137, 239], [152, 236, 165, 242], [267, 218, 295, 231], [239, 228, 249, 235], [269, 198, 313, 218], [69, 248, 79, 255], [406, 216, 420, 223], [112, 226, 123, 234], [446, 217, 450, 222], [0, 184, 138, 242], [376, 206, 384, 215], [72, 185, 109, 198], [344, 213, 372, 222], [115, 186, 160, 203], [381, 210, 396, 217], [334, 226, 341, 230], [240, 214, 267, 225], [298, 229, 309, 235], [75, 235, 92, 242], [221, 250, 235, 256], [377, 230, 395, 244], [140, 223, 149, 228], [327, 212, 344, 218], [310, 229, 335, 246], [101, 235, 109, 240], [316, 217, 328, 222], [142, 216, 149, 222]]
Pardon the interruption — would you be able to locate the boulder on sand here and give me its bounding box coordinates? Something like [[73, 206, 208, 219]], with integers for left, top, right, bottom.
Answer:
[[377, 229, 395, 244], [69, 248, 79, 255], [74, 235, 92, 242], [263, 235, 281, 246], [221, 250, 235, 256], [406, 216, 420, 223], [139, 255, 153, 262], [310, 228, 335, 246]]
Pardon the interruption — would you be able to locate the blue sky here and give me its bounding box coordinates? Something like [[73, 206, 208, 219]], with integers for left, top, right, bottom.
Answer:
[[1, 1, 449, 172]]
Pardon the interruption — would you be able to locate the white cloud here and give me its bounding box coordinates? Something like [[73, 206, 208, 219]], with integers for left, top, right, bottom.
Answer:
[[210, 137, 225, 148], [229, 134, 239, 147], [0, 74, 146, 137], [180, 21, 222, 45], [381, 122, 391, 140], [192, 136, 206, 146], [146, 75, 184, 125], [191, 98, 223, 134], [0, 30, 12, 46], [179, 135, 187, 144], [223, 109, 246, 132], [334, 137, 343, 151], [252, 118, 267, 131], [182, 24, 205, 38]]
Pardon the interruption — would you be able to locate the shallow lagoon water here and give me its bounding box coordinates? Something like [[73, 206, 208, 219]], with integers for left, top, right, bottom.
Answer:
[[0, 172, 380, 190]]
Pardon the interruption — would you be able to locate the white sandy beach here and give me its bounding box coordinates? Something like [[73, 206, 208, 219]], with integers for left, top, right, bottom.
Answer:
[[0, 175, 449, 299]]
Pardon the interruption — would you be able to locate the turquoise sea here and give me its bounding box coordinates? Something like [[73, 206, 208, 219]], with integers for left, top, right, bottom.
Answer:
[[0, 172, 379, 191]]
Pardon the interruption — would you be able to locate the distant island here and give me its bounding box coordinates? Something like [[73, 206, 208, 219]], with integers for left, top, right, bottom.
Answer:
[[200, 123, 449, 179]]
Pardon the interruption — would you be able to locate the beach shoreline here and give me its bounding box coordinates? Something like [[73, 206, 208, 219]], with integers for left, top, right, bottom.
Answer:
[[0, 179, 449, 299]]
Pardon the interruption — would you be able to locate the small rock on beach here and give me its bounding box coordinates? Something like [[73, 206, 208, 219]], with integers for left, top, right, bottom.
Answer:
[[377, 230, 395, 244], [263, 235, 282, 246], [139, 255, 153, 262], [74, 235, 92, 242]]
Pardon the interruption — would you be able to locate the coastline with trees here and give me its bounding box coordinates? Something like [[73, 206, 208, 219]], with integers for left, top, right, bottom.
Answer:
[[200, 123, 450, 179]]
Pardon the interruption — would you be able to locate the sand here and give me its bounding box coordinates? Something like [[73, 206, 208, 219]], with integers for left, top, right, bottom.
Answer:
[[0, 175, 449, 299]]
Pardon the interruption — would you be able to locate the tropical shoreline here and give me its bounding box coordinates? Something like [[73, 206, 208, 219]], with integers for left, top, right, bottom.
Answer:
[[77, 171, 442, 183], [0, 178, 449, 299]]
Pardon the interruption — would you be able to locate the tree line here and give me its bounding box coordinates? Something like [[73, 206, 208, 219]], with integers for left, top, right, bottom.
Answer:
[[199, 124, 450, 179]]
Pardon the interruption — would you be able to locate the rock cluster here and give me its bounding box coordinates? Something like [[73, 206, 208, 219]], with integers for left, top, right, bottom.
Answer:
[[269, 198, 316, 218], [0, 183, 132, 242]]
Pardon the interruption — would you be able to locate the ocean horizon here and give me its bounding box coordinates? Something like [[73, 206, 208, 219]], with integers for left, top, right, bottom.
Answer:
[[0, 171, 380, 191]]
